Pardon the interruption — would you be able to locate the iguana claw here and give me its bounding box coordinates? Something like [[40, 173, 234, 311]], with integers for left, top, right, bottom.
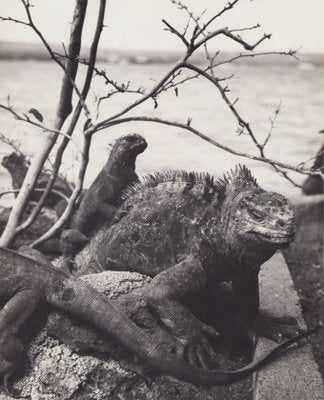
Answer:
[[252, 311, 304, 342], [173, 320, 220, 369]]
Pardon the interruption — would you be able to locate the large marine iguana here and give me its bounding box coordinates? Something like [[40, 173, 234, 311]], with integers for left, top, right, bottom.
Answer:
[[61, 133, 147, 271], [79, 166, 308, 367], [0, 246, 316, 398]]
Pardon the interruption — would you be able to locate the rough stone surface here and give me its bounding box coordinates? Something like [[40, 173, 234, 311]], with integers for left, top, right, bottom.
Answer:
[[254, 252, 324, 400], [1, 251, 321, 399], [0, 271, 251, 400]]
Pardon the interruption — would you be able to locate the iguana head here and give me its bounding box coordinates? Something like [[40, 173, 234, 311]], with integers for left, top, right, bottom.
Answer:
[[220, 166, 295, 252], [232, 190, 295, 249], [112, 133, 147, 161]]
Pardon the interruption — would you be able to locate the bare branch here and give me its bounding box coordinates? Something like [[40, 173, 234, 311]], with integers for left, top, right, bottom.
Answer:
[[162, 19, 189, 47], [183, 62, 262, 147], [0, 188, 69, 202], [0, 15, 29, 26], [261, 103, 281, 149], [0, 104, 80, 149], [193, 28, 271, 52], [93, 59, 188, 129], [225, 31, 272, 51], [0, 0, 89, 247], [181, 62, 302, 186], [97, 115, 320, 176], [2, 1, 91, 122], [212, 49, 299, 69], [0, 132, 25, 158], [229, 24, 261, 33], [195, 0, 241, 37], [270, 165, 301, 188], [31, 132, 93, 248]]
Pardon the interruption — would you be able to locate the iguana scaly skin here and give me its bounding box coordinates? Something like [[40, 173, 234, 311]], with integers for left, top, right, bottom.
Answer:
[[61, 133, 147, 271], [0, 247, 316, 397], [82, 166, 306, 367]]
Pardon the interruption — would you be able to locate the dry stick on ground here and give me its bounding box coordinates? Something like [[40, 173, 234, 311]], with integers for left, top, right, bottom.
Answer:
[[15, 0, 107, 238], [0, 0, 88, 247]]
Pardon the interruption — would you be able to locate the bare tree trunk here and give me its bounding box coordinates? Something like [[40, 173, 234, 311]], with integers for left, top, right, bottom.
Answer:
[[0, 0, 88, 247], [15, 0, 107, 237]]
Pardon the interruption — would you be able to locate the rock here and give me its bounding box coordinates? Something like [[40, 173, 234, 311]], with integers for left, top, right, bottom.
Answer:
[[0, 206, 61, 256], [1, 152, 73, 207], [302, 142, 324, 195], [2, 271, 250, 400], [302, 175, 323, 195]]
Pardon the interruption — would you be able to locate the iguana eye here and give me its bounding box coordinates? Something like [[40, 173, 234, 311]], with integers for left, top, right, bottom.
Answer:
[[248, 209, 264, 221]]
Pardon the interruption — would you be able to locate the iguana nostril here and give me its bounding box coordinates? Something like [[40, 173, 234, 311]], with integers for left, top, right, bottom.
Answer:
[[278, 220, 285, 228]]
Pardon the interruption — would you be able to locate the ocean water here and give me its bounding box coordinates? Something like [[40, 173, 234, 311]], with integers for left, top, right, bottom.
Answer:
[[0, 58, 323, 208]]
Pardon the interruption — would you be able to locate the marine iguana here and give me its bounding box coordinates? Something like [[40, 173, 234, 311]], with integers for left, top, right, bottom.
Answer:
[[61, 133, 147, 271], [80, 166, 307, 367], [0, 246, 316, 398]]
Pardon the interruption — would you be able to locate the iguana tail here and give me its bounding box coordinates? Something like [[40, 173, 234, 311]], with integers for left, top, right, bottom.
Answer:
[[48, 274, 316, 386]]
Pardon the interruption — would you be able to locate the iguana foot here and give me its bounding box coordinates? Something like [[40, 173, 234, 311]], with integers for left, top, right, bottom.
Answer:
[[61, 229, 89, 257], [162, 317, 220, 370], [252, 311, 304, 342], [60, 258, 74, 274]]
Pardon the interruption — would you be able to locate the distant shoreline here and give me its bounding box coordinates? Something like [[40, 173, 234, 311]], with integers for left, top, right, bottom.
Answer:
[[1, 40, 324, 66]]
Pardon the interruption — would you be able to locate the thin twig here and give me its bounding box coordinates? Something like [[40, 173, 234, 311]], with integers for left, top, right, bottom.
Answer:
[[261, 103, 281, 149], [196, 0, 241, 37], [162, 19, 189, 47], [212, 49, 298, 69], [0, 104, 81, 150], [0, 132, 26, 158]]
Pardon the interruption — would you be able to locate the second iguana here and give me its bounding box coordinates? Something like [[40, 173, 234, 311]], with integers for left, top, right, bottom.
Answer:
[[61, 133, 147, 271]]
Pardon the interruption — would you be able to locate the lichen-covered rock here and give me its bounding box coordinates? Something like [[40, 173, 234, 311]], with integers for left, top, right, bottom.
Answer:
[[1, 271, 250, 400]]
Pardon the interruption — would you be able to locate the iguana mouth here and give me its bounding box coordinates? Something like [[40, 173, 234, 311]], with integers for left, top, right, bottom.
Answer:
[[132, 139, 147, 153], [250, 230, 295, 246]]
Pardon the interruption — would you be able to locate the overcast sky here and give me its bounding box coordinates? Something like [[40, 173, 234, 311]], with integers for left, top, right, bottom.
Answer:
[[0, 0, 323, 53]]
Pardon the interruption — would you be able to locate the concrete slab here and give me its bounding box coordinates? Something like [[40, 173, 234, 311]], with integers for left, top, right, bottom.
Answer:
[[253, 252, 324, 400]]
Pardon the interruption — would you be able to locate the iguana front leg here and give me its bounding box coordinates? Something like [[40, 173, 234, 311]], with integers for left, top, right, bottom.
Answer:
[[61, 203, 118, 273], [0, 289, 41, 397], [144, 256, 219, 369], [232, 271, 304, 343]]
